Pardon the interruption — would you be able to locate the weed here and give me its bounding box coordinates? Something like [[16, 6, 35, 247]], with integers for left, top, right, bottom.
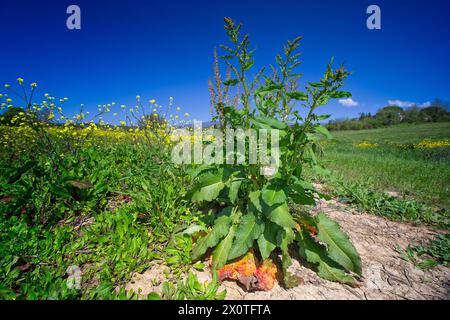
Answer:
[[160, 271, 226, 300], [186, 18, 361, 287]]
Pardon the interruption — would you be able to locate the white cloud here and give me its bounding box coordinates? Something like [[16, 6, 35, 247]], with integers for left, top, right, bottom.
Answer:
[[388, 100, 431, 108], [338, 98, 359, 107]]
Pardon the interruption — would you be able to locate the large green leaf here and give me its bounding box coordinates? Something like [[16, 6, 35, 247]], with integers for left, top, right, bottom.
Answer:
[[290, 192, 315, 205], [228, 213, 264, 260], [277, 227, 295, 257], [191, 215, 231, 261], [248, 190, 262, 212], [186, 164, 215, 178], [289, 180, 315, 205], [251, 115, 287, 130], [263, 202, 295, 228], [261, 183, 287, 206], [315, 125, 332, 139], [257, 221, 280, 260], [190, 171, 226, 202], [296, 230, 354, 284], [212, 225, 237, 269], [315, 260, 354, 284], [227, 179, 242, 204], [277, 227, 300, 288], [315, 213, 362, 275], [173, 224, 206, 237]]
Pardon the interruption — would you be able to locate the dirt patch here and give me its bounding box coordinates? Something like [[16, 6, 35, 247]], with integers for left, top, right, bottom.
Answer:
[[125, 197, 450, 300], [125, 264, 171, 297]]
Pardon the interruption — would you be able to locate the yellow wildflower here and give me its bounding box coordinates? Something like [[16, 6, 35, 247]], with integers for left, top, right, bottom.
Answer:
[[354, 142, 378, 149], [415, 139, 450, 149]]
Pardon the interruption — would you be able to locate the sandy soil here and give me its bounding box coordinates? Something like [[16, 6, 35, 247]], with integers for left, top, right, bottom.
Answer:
[[125, 197, 449, 300]]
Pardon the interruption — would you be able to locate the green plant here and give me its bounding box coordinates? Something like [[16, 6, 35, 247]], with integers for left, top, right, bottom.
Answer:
[[186, 18, 361, 287], [165, 234, 194, 277], [407, 233, 449, 268], [161, 271, 226, 300]]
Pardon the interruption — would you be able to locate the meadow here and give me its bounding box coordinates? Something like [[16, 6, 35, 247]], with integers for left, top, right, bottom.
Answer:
[[321, 123, 450, 211]]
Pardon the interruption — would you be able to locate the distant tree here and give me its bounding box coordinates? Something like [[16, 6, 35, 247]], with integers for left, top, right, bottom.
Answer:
[[358, 112, 372, 121], [404, 105, 421, 123], [431, 98, 449, 110], [327, 99, 449, 131], [375, 105, 405, 125], [419, 99, 450, 122], [362, 117, 380, 129]]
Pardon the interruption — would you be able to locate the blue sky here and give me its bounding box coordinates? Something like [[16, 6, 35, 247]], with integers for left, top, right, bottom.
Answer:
[[1, 0, 449, 122]]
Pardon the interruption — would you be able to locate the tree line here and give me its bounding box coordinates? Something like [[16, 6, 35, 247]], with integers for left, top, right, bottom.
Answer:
[[326, 99, 450, 131]]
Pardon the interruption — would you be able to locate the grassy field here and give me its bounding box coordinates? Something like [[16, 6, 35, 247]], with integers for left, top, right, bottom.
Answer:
[[321, 123, 450, 211]]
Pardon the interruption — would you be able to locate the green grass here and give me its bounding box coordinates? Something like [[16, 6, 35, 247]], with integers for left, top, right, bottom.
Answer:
[[322, 123, 450, 210], [329, 122, 450, 144], [0, 141, 209, 299]]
